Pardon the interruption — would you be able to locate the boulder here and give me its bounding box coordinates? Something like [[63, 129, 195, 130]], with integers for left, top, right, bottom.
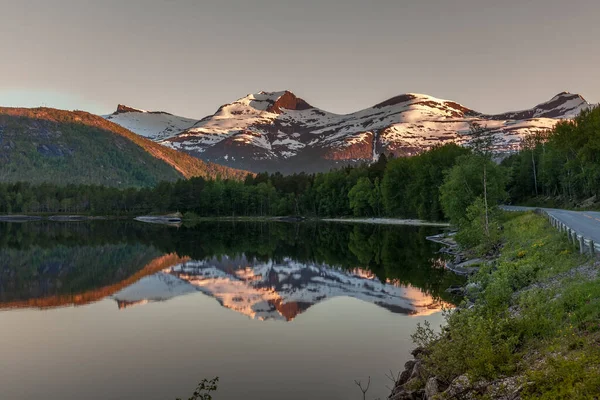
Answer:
[[445, 285, 465, 295], [409, 360, 423, 380], [424, 377, 440, 399], [411, 346, 430, 358]]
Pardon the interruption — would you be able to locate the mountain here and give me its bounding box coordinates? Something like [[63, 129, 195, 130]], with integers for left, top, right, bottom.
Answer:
[[105, 91, 592, 174], [0, 107, 249, 187], [105, 104, 198, 141], [112, 256, 446, 320]]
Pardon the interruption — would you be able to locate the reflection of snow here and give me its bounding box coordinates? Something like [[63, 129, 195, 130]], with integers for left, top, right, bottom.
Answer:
[[112, 272, 197, 307], [112, 256, 448, 321]]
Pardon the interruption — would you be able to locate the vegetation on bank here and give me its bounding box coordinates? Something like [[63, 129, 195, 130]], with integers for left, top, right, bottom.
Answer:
[[411, 212, 600, 398]]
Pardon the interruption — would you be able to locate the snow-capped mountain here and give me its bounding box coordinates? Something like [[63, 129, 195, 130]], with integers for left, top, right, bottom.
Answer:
[[105, 91, 592, 173], [111, 256, 445, 320], [104, 104, 197, 141]]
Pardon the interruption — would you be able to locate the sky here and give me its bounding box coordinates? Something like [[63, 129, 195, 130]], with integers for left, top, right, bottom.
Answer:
[[0, 0, 598, 118]]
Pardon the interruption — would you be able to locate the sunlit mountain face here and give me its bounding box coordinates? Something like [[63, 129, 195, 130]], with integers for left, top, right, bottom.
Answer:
[[105, 91, 593, 173], [0, 220, 464, 318]]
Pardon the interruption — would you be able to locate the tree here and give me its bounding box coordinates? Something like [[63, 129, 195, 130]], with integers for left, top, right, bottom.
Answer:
[[176, 377, 218, 400], [464, 122, 499, 236], [440, 155, 506, 226], [369, 177, 383, 217], [349, 177, 374, 216]]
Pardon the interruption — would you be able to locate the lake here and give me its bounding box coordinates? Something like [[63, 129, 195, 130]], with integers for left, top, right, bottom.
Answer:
[[0, 220, 463, 400]]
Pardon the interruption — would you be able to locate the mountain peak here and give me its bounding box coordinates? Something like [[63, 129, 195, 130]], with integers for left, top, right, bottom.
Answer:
[[237, 90, 312, 113], [515, 92, 588, 119], [114, 104, 147, 114], [547, 91, 587, 103]]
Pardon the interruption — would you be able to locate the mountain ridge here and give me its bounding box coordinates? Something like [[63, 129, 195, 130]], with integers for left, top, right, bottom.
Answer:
[[105, 91, 594, 174], [0, 107, 250, 186]]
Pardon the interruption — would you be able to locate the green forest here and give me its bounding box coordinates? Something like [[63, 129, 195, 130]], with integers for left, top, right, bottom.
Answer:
[[1, 106, 599, 227]]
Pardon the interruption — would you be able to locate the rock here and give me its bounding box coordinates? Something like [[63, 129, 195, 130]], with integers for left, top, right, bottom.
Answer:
[[411, 346, 430, 358], [445, 285, 465, 295], [389, 390, 411, 400], [404, 359, 416, 371], [409, 360, 423, 380], [424, 377, 440, 399], [455, 258, 483, 268], [441, 375, 472, 399], [397, 368, 412, 386], [395, 359, 416, 386], [389, 390, 417, 400], [414, 389, 425, 399], [486, 376, 524, 399]]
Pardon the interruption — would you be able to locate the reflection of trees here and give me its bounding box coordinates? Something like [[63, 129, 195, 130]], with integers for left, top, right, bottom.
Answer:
[[0, 243, 163, 304], [0, 221, 464, 305]]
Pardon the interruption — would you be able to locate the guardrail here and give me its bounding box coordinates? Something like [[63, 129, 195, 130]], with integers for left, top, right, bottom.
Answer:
[[539, 209, 599, 255], [501, 206, 599, 255]]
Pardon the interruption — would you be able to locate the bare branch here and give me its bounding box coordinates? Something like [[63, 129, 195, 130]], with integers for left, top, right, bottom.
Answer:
[[354, 376, 371, 400]]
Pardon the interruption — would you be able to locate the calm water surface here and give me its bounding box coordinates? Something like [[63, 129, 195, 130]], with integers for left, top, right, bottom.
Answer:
[[0, 221, 463, 400]]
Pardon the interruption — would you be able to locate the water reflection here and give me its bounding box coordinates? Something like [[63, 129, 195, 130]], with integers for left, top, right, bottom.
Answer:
[[0, 221, 462, 316], [0, 220, 464, 400], [113, 257, 449, 320]]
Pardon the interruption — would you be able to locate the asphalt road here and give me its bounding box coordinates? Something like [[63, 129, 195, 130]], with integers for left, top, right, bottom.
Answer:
[[502, 205, 600, 247]]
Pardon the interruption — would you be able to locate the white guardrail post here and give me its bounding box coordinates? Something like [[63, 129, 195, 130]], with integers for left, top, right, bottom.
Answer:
[[504, 207, 597, 256]]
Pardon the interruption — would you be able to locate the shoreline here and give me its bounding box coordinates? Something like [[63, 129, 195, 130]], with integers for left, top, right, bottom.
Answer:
[[388, 211, 600, 399], [321, 218, 450, 227], [0, 214, 451, 227]]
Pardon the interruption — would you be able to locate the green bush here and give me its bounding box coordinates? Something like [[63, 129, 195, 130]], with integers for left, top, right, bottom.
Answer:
[[413, 212, 600, 396]]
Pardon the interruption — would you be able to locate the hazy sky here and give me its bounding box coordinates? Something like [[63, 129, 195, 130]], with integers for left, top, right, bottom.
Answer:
[[1, 0, 598, 118]]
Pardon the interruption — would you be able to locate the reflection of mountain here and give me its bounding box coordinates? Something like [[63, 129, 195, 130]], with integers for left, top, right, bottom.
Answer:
[[0, 253, 188, 310], [0, 220, 463, 312], [112, 256, 447, 320], [114, 272, 197, 309]]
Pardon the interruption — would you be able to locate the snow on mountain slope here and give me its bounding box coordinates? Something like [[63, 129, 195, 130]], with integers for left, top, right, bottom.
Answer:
[[104, 104, 198, 141], [111, 256, 445, 320], [106, 91, 593, 174]]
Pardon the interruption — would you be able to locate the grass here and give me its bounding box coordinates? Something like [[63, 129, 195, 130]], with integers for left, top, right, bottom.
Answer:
[[412, 211, 600, 398]]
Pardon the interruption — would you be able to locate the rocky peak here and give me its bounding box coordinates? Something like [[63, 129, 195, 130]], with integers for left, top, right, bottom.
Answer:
[[114, 104, 147, 115], [542, 91, 587, 108], [373, 94, 418, 109], [488, 92, 589, 120], [265, 90, 313, 113]]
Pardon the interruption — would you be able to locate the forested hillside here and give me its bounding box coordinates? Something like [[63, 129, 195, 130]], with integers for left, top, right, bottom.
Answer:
[[0, 144, 468, 216], [0, 107, 249, 187]]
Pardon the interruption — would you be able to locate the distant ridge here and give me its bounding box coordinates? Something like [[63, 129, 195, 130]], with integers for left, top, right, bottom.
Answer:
[[105, 91, 593, 174]]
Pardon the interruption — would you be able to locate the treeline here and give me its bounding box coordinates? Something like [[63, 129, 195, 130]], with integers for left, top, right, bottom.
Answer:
[[0, 144, 470, 219], [504, 106, 600, 204]]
